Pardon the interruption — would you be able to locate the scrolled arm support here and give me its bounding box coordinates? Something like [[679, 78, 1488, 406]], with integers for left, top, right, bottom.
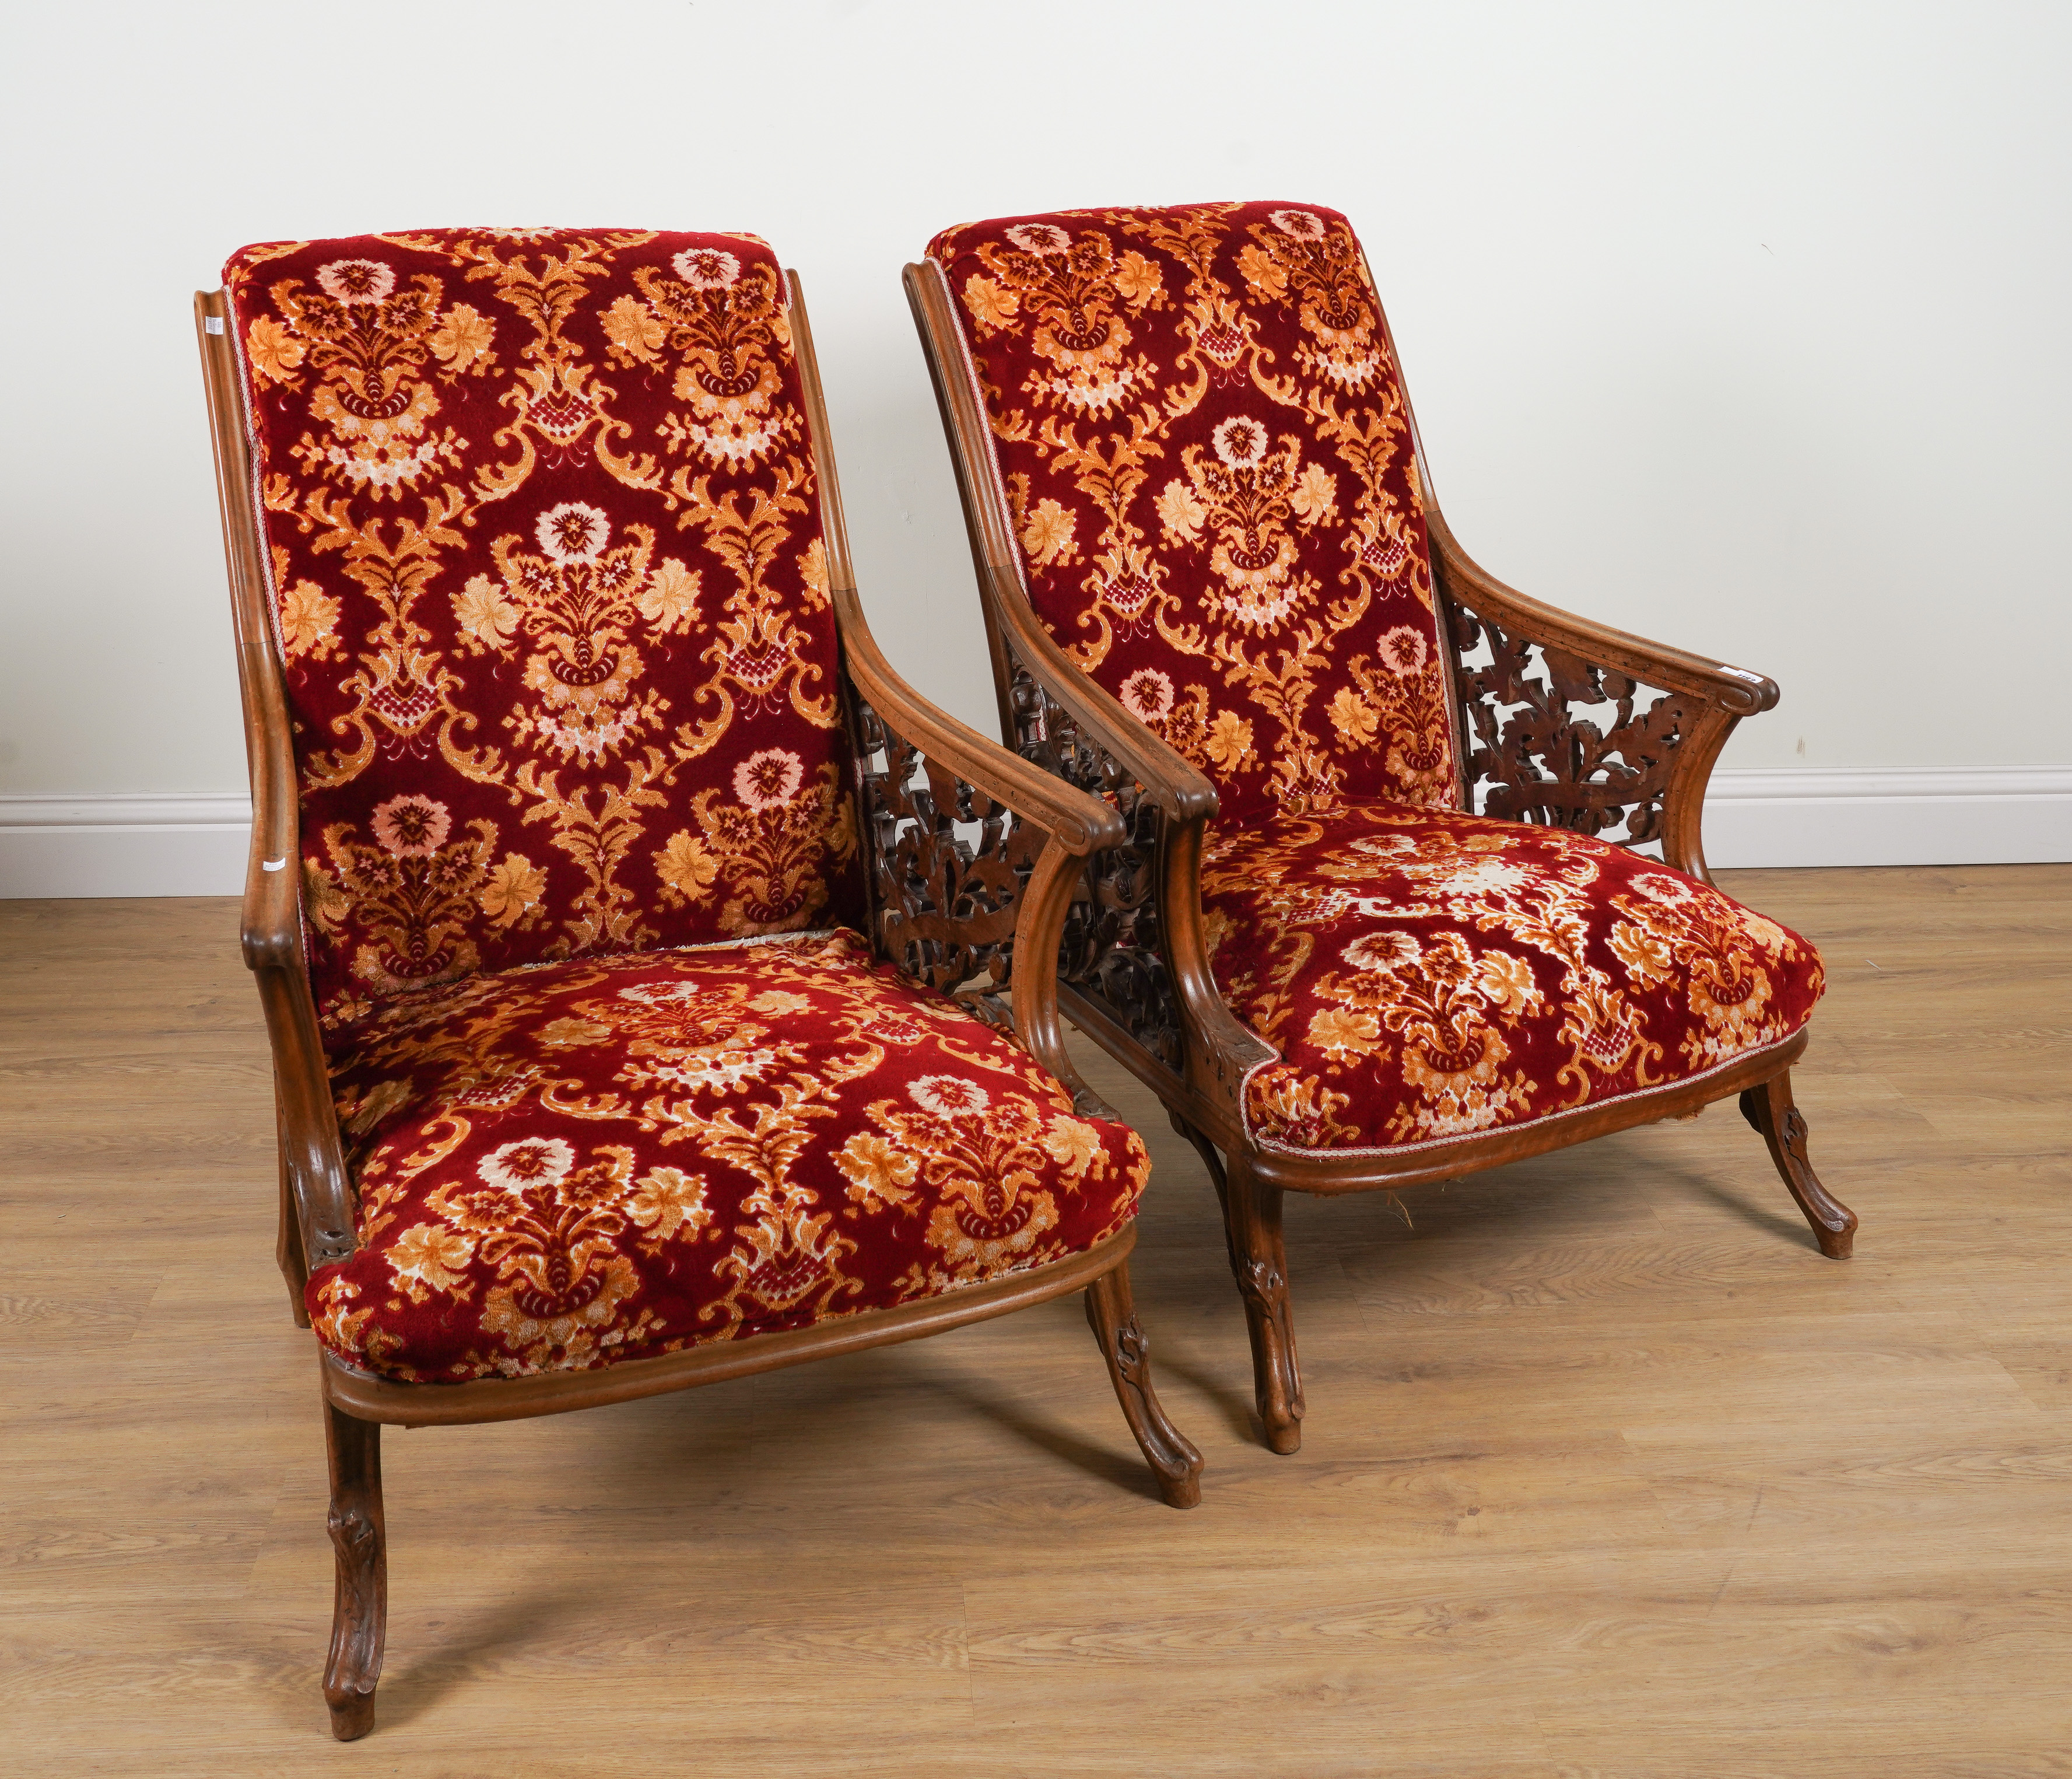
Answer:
[[1005, 653, 1187, 1073], [1429, 513, 1769, 881], [1001, 644, 1276, 1137], [853, 690, 1045, 1003], [836, 587, 1132, 1109]]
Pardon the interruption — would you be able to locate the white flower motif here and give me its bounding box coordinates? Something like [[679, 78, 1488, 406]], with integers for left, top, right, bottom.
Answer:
[[672, 246, 742, 289], [315, 259, 396, 305], [1376, 625, 1430, 675], [1119, 668, 1175, 723], [370, 794, 451, 859], [655, 1047, 782, 1094], [618, 980, 704, 1005], [909, 1076, 991, 1119], [1269, 209, 1327, 240], [478, 1136, 575, 1193], [1006, 222, 1071, 256], [535, 502, 611, 565], [1344, 931, 1421, 973], [1439, 859, 1534, 896], [1212, 415, 1270, 467], [734, 748, 805, 811], [1632, 871, 1701, 908]]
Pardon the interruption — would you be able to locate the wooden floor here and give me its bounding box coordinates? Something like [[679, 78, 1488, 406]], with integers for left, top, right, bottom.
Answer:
[[2, 867, 2068, 1776]]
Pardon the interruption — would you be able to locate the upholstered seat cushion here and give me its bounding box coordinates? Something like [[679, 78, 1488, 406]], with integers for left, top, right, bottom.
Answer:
[[310, 930, 1148, 1384], [1200, 804, 1825, 1155]]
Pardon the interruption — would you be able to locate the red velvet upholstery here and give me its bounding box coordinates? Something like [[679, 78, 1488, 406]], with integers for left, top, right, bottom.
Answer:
[[227, 229, 1147, 1386], [224, 229, 864, 1039], [314, 930, 1148, 1383], [1200, 805, 1825, 1155], [927, 202, 1457, 822]]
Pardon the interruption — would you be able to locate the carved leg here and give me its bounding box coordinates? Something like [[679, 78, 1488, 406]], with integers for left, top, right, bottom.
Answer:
[[1084, 1262, 1203, 1509], [322, 1400, 387, 1741], [1220, 1156, 1305, 1455], [1739, 1071, 1856, 1259]]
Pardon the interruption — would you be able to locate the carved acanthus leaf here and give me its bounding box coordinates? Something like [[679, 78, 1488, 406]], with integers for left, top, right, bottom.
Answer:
[[1443, 596, 1698, 848], [853, 693, 1038, 1019]]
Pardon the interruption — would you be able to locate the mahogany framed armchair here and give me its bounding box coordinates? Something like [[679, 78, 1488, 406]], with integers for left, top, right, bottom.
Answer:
[[197, 226, 1201, 1739], [906, 202, 1855, 1456]]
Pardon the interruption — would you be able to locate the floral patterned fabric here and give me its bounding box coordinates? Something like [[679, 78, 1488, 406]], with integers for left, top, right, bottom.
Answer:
[[313, 930, 1149, 1384], [1201, 804, 1825, 1155], [225, 229, 864, 1040], [927, 202, 1457, 822]]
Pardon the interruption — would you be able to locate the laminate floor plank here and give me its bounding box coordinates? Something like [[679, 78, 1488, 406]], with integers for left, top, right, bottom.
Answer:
[[1, 868, 2066, 1773]]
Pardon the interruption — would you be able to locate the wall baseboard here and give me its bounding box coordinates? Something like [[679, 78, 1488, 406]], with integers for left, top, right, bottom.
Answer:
[[0, 794, 254, 899], [1699, 766, 2072, 869], [2, 769, 2067, 898]]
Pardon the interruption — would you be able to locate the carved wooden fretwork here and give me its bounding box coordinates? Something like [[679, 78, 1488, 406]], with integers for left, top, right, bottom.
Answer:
[[1007, 657, 1186, 1072], [852, 693, 1039, 1020], [1443, 595, 1701, 849]]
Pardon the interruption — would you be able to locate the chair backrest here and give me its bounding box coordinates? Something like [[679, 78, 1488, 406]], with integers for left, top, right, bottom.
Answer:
[[225, 227, 865, 1036], [925, 202, 1460, 823]]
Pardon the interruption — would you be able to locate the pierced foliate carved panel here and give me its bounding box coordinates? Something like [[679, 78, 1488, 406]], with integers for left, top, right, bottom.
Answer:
[[1008, 657, 1185, 1072], [853, 695, 1039, 1017], [1443, 596, 1701, 850]]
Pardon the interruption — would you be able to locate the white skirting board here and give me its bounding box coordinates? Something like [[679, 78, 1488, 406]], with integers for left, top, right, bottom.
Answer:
[[2, 769, 2069, 898], [1698, 767, 2072, 870], [1, 795, 255, 899]]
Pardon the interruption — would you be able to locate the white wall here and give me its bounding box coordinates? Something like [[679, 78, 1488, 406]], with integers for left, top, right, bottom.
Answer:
[[3, 0, 2067, 891]]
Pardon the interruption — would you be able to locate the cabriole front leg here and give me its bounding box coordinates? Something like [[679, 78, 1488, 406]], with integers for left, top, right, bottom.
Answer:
[[322, 1399, 387, 1740], [1085, 1260, 1203, 1508], [1220, 1157, 1305, 1454], [1739, 1070, 1856, 1259]]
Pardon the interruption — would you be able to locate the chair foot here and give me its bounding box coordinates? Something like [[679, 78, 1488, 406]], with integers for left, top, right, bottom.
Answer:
[[1739, 1072, 1856, 1259], [322, 1400, 387, 1740], [1219, 1157, 1305, 1454], [1085, 1263, 1203, 1508]]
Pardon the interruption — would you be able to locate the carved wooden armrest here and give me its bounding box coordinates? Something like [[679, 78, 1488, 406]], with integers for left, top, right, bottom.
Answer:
[[197, 288, 358, 1272], [836, 589, 1137, 1108], [1428, 512, 1774, 880], [992, 626, 1277, 1109]]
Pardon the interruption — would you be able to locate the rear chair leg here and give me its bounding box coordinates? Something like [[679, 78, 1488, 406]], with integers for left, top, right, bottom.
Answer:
[[322, 1400, 387, 1740], [1085, 1261, 1203, 1509], [1220, 1155, 1305, 1455], [1739, 1071, 1856, 1259]]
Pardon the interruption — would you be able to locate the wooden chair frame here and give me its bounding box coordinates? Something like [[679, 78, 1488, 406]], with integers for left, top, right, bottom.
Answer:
[[197, 269, 1202, 1742], [904, 254, 1856, 1458]]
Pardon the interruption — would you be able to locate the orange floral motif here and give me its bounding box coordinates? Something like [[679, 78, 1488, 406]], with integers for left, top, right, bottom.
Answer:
[[930, 201, 1456, 820]]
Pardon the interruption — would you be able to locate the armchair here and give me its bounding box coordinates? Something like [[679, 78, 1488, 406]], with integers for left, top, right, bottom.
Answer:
[[906, 201, 1854, 1456], [197, 226, 1200, 1740]]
